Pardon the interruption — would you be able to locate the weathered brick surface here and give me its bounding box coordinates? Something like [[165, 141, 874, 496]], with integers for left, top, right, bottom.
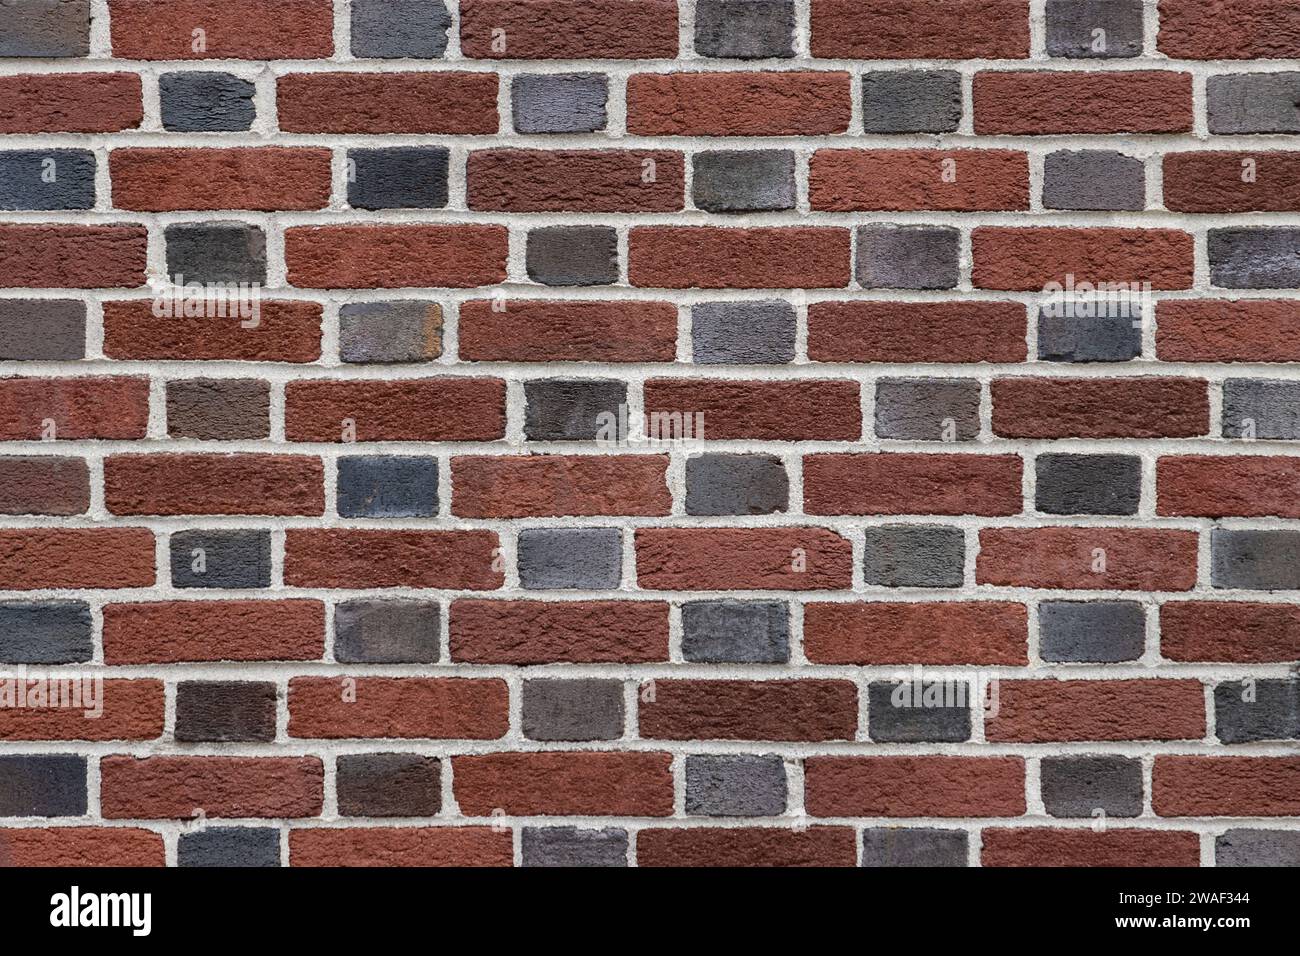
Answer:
[[0, 0, 1290, 870]]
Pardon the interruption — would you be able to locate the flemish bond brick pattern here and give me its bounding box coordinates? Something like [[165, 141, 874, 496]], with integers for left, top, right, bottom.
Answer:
[[0, 0, 1297, 868]]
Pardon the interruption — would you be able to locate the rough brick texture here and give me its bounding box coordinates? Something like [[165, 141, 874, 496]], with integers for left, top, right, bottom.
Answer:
[[0, 0, 1290, 870]]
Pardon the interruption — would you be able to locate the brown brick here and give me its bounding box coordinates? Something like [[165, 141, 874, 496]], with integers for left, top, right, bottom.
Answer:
[[104, 454, 323, 516], [452, 455, 670, 518], [458, 299, 678, 363], [102, 300, 322, 363], [1157, 299, 1300, 362], [288, 678, 509, 740], [0, 680, 163, 741], [986, 680, 1206, 742], [1158, 455, 1300, 518], [101, 756, 323, 819], [982, 828, 1200, 866], [0, 828, 164, 867], [110, 0, 333, 59], [0, 529, 155, 590], [638, 827, 857, 867], [103, 600, 325, 664], [450, 599, 669, 664], [972, 227, 1194, 291], [635, 527, 853, 590], [640, 680, 858, 741], [992, 377, 1209, 438], [975, 71, 1193, 134], [808, 301, 1027, 363], [453, 752, 674, 816], [278, 72, 498, 133], [166, 379, 270, 440], [1154, 757, 1300, 816], [627, 72, 851, 136], [284, 530, 502, 590], [1161, 601, 1300, 663], [630, 227, 852, 289], [290, 827, 511, 867], [805, 757, 1026, 817], [467, 149, 683, 212], [805, 454, 1023, 516], [810, 149, 1029, 211], [0, 457, 89, 515], [285, 378, 505, 442], [0, 225, 147, 289], [643, 379, 860, 441], [804, 602, 1028, 665], [0, 74, 141, 133], [977, 527, 1199, 591], [811, 0, 1029, 58]]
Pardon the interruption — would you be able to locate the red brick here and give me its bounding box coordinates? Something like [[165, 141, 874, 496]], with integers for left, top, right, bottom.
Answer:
[[810, 149, 1029, 212], [1157, 299, 1300, 362], [110, 0, 333, 59], [467, 149, 683, 212], [0, 377, 147, 440], [0, 680, 163, 741], [286, 225, 507, 289], [460, 0, 678, 58], [974, 71, 1193, 134], [452, 455, 670, 518], [0, 225, 147, 289], [808, 301, 1028, 363], [111, 148, 332, 212], [643, 379, 860, 441], [277, 72, 497, 133], [284, 530, 502, 590], [453, 752, 674, 816], [804, 602, 1028, 665], [1159, 455, 1300, 518], [284, 378, 505, 442], [627, 72, 851, 136], [1159, 0, 1300, 59], [805, 757, 1026, 817], [1154, 756, 1300, 816], [450, 599, 669, 664], [0, 828, 164, 868], [631, 227, 851, 289], [635, 528, 853, 591], [986, 680, 1206, 742], [0, 456, 89, 516], [972, 227, 1194, 291], [0, 529, 155, 590], [811, 0, 1029, 58], [289, 678, 508, 740], [982, 828, 1200, 867], [102, 299, 322, 362], [640, 680, 857, 741], [977, 527, 1199, 591], [992, 377, 1208, 438], [103, 599, 325, 664], [1161, 601, 1300, 663], [0, 74, 141, 133], [101, 756, 323, 819], [804, 454, 1023, 516], [638, 827, 857, 867], [104, 453, 322, 516], [1165, 151, 1300, 212], [290, 827, 512, 867], [458, 299, 678, 363]]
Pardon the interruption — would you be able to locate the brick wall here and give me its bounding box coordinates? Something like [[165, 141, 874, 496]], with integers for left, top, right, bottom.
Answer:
[[0, 0, 1297, 868]]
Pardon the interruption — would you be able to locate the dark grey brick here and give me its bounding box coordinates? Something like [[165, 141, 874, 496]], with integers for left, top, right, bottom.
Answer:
[[1042, 150, 1145, 211], [861, 71, 962, 133], [522, 679, 624, 741], [691, 300, 795, 364], [0, 0, 90, 57], [170, 529, 270, 589], [512, 73, 607, 134], [1222, 379, 1300, 440], [868, 681, 970, 742], [875, 377, 980, 441], [526, 226, 618, 286], [522, 827, 627, 867], [334, 599, 439, 664], [685, 754, 787, 817], [692, 150, 796, 213], [695, 0, 794, 58], [337, 456, 438, 518], [1211, 530, 1300, 591], [351, 0, 450, 57], [1039, 600, 1145, 663], [1208, 73, 1300, 135], [1041, 756, 1143, 818], [685, 453, 788, 516], [524, 379, 627, 441], [862, 525, 964, 588], [0, 300, 85, 361], [857, 225, 959, 290], [175, 681, 277, 743], [1216, 829, 1300, 867], [339, 301, 442, 364], [1215, 679, 1300, 743], [681, 599, 789, 663], [0, 600, 92, 664], [1038, 309, 1143, 362], [1209, 228, 1300, 289], [348, 148, 449, 210], [336, 753, 441, 817], [1045, 0, 1143, 58], [1035, 454, 1141, 516], [166, 378, 269, 440], [165, 223, 266, 285], [178, 828, 279, 867], [0, 150, 95, 210], [517, 527, 621, 590], [160, 72, 256, 132], [0, 755, 86, 817], [861, 828, 968, 867]]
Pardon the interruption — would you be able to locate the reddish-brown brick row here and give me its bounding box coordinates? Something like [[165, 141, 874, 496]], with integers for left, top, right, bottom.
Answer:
[[460, 0, 679, 59], [277, 72, 498, 133], [284, 530, 503, 590], [457, 299, 678, 363], [102, 300, 322, 362], [991, 378, 1209, 438], [638, 827, 858, 867], [103, 600, 326, 664], [284, 378, 505, 442], [101, 756, 324, 819], [104, 453, 324, 516], [1158, 456, 1300, 518], [0, 74, 142, 133], [808, 302, 1028, 364], [452, 455, 671, 518], [453, 752, 675, 817], [0, 456, 90, 516], [289, 827, 513, 867], [467, 150, 684, 212], [635, 527, 853, 591], [109, 0, 334, 59], [627, 72, 852, 136], [974, 71, 1194, 134], [803, 602, 1029, 665], [0, 528, 155, 590], [982, 829, 1201, 867], [0, 376, 148, 441], [1158, 0, 1300, 59], [1164, 152, 1300, 212], [985, 680, 1207, 742], [288, 678, 510, 740], [811, 0, 1030, 58], [972, 228, 1195, 291], [639, 680, 859, 741], [804, 454, 1023, 516], [805, 757, 1027, 818], [285, 226, 508, 289], [1160, 602, 1300, 663], [1154, 757, 1300, 816], [1157, 300, 1300, 362], [0, 828, 165, 868], [0, 225, 147, 289], [110, 148, 333, 212], [630, 227, 852, 289], [643, 379, 861, 441], [0, 680, 163, 741], [450, 600, 670, 664], [810, 150, 1030, 212], [977, 528, 1200, 591]]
